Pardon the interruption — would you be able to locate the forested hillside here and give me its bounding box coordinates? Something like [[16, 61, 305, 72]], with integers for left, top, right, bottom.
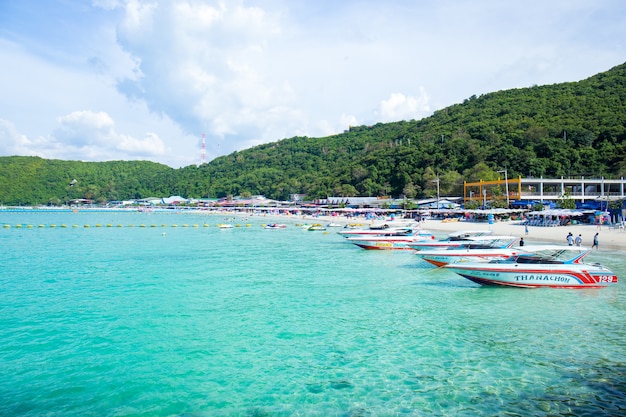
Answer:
[[0, 158, 175, 206], [192, 62, 626, 200], [1, 62, 625, 205]]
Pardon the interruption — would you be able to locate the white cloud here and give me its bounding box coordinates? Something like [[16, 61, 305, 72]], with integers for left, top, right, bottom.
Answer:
[[0, 111, 168, 163], [0, 0, 624, 168], [377, 88, 431, 123], [52, 110, 167, 159], [55, 111, 116, 147], [0, 119, 39, 156]]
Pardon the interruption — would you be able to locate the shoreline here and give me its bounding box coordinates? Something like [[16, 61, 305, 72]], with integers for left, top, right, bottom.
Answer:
[[3, 207, 625, 251], [255, 212, 626, 252]]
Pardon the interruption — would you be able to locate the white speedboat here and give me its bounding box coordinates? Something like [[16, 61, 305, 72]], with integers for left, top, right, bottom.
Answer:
[[338, 226, 415, 237], [264, 223, 287, 229], [407, 230, 493, 251], [445, 245, 618, 288], [415, 236, 520, 267], [408, 234, 514, 252], [326, 222, 344, 228], [347, 230, 435, 250]]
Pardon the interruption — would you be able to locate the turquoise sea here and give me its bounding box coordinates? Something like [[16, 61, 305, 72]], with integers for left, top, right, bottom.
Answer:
[[1, 211, 625, 416]]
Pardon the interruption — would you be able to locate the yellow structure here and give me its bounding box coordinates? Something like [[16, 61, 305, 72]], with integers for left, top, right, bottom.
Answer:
[[464, 177, 522, 206]]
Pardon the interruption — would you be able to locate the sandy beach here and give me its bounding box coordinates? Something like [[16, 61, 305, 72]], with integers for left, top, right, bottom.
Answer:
[[215, 208, 626, 252], [288, 213, 626, 252], [418, 218, 626, 252]]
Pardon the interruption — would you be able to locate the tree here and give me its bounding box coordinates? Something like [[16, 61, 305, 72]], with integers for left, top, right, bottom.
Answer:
[[558, 192, 576, 209]]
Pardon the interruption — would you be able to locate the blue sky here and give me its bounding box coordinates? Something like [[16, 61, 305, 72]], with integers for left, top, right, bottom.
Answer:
[[0, 0, 624, 167]]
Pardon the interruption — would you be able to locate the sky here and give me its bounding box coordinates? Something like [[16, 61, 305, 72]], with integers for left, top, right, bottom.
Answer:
[[0, 0, 624, 168]]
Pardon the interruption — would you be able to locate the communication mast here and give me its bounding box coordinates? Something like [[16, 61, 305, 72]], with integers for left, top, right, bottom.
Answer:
[[201, 132, 206, 165]]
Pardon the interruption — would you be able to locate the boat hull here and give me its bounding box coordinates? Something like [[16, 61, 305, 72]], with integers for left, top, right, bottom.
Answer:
[[351, 240, 416, 250], [348, 233, 435, 250], [446, 263, 618, 288], [408, 241, 468, 251]]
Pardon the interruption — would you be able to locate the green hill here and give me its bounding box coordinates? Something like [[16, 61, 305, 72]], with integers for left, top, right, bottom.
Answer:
[[1, 62, 625, 205]]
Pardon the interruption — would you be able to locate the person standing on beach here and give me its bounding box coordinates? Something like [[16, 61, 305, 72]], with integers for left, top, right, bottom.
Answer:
[[593, 233, 599, 249], [525, 224, 529, 235], [519, 237, 525, 246], [575, 234, 582, 246], [567, 232, 574, 246]]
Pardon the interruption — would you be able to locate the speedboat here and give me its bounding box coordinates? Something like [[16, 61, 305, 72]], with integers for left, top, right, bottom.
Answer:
[[408, 234, 513, 252], [415, 236, 520, 267], [347, 230, 435, 250], [338, 226, 415, 237], [445, 245, 618, 288], [308, 224, 326, 231], [407, 230, 493, 251], [264, 223, 287, 229], [326, 222, 344, 228]]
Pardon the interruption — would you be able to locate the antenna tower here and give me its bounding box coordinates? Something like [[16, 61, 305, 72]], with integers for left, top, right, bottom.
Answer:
[[201, 132, 206, 164]]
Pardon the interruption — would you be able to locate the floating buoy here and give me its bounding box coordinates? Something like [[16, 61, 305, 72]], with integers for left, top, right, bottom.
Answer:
[[84, 225, 90, 228], [117, 224, 123, 228], [161, 224, 167, 228], [16, 224, 22, 228], [26, 225, 33, 228], [203, 224, 209, 227], [61, 224, 67, 228], [107, 224, 113, 227], [95, 224, 102, 227], [171, 224, 178, 227], [3, 224, 9, 228], [140, 224, 146, 228], [50, 224, 56, 228], [38, 224, 45, 228], [151, 224, 157, 227], [182, 224, 188, 227]]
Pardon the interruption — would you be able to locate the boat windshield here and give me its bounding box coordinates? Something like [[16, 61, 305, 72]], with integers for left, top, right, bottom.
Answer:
[[515, 255, 564, 264]]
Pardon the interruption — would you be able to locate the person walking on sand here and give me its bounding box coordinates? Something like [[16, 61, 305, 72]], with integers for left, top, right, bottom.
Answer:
[[593, 233, 599, 249], [566, 232, 574, 246], [525, 224, 529, 235], [575, 234, 582, 246]]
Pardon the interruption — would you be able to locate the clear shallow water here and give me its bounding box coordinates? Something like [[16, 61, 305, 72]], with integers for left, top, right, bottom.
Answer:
[[1, 211, 625, 416]]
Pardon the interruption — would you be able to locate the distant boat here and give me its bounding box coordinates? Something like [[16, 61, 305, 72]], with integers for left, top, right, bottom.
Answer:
[[308, 224, 326, 231], [326, 222, 343, 228], [264, 223, 287, 229], [445, 245, 618, 288]]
